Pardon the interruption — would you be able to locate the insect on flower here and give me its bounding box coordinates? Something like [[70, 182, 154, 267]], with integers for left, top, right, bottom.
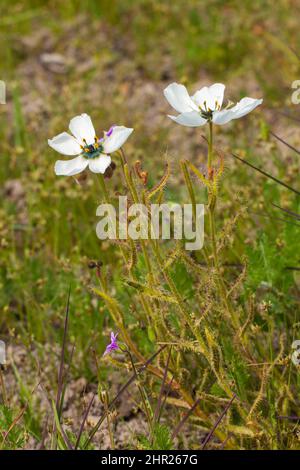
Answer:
[[48, 113, 133, 176], [164, 82, 263, 127], [103, 332, 119, 356]]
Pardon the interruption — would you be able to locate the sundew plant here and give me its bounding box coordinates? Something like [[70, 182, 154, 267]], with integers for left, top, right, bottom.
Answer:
[[0, 0, 300, 452]]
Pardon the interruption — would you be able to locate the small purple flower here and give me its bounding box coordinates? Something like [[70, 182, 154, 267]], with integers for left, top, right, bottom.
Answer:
[[103, 332, 119, 356]]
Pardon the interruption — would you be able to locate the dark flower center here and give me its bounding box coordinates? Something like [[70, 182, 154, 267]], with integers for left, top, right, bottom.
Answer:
[[82, 141, 104, 159], [200, 109, 214, 121]]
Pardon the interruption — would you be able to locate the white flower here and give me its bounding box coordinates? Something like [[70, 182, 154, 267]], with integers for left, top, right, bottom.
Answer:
[[164, 82, 263, 127], [48, 114, 133, 176]]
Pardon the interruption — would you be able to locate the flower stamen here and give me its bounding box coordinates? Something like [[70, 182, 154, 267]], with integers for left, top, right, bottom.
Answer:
[[81, 136, 104, 159]]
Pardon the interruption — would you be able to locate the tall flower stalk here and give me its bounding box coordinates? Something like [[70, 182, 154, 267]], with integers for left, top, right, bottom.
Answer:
[[164, 81, 263, 330], [206, 122, 240, 329]]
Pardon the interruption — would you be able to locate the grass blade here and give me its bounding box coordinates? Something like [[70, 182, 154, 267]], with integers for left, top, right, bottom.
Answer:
[[56, 287, 71, 415], [153, 346, 172, 424], [201, 394, 236, 449], [271, 202, 300, 221], [59, 343, 75, 417], [270, 131, 300, 156], [75, 394, 96, 450], [171, 397, 201, 441], [51, 400, 73, 450], [249, 210, 300, 227], [230, 152, 300, 196]]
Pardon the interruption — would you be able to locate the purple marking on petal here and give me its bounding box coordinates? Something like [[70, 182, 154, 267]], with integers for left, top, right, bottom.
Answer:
[[106, 125, 115, 137]]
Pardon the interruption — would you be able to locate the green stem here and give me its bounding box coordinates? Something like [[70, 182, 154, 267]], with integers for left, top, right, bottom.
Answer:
[[98, 173, 110, 201], [0, 367, 7, 405], [208, 121, 213, 169], [180, 160, 197, 223], [97, 173, 154, 324], [180, 160, 210, 265], [207, 123, 240, 329], [150, 239, 208, 353], [104, 395, 115, 449], [122, 160, 155, 283], [125, 349, 153, 433]]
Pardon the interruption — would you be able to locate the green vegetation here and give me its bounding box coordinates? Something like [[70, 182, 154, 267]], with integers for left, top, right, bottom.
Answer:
[[0, 0, 299, 450]]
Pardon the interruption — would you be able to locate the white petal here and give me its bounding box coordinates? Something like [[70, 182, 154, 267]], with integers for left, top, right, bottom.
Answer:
[[54, 156, 88, 176], [212, 109, 235, 125], [213, 97, 263, 125], [208, 83, 225, 108], [88, 155, 111, 174], [168, 111, 207, 127], [192, 83, 225, 111], [192, 87, 210, 109], [69, 113, 96, 145], [102, 126, 133, 154], [164, 83, 199, 113], [230, 97, 263, 119], [48, 132, 82, 156]]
